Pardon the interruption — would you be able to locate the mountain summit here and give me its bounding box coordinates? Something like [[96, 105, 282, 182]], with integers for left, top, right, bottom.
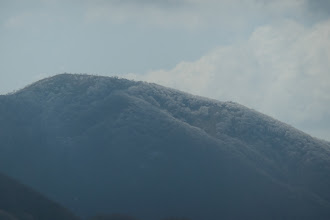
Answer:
[[1, 73, 330, 219]]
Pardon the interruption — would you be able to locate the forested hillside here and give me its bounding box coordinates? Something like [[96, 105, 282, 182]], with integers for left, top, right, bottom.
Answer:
[[0, 172, 79, 220], [0, 74, 330, 219]]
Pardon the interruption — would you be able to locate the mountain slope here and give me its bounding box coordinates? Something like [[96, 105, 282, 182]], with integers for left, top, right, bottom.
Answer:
[[0, 172, 79, 220], [0, 74, 330, 219]]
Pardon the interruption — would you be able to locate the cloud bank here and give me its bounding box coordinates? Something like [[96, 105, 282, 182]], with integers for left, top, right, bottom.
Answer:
[[126, 19, 330, 141], [84, 0, 306, 29]]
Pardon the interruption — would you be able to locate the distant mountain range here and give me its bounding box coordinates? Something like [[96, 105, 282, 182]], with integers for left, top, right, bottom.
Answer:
[[0, 74, 330, 219]]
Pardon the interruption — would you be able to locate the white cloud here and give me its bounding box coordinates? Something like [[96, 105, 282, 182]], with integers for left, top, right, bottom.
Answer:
[[126, 19, 330, 141], [84, 0, 203, 28], [84, 0, 307, 29]]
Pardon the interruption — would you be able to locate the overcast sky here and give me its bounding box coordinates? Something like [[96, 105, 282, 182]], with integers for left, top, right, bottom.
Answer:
[[1, 0, 330, 141]]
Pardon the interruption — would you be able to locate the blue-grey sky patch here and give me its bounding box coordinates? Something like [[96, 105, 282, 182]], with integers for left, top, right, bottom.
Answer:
[[307, 0, 330, 15]]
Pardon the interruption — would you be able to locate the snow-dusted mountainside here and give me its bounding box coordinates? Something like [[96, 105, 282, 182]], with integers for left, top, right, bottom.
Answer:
[[1, 73, 330, 219]]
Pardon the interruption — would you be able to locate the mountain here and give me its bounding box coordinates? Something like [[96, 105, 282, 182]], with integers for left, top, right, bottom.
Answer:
[[0, 171, 79, 220], [0, 73, 330, 219]]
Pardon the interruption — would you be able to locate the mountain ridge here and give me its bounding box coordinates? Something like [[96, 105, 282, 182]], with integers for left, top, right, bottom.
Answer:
[[1, 73, 330, 219]]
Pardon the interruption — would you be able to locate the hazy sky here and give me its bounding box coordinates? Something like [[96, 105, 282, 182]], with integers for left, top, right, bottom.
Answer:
[[1, 0, 330, 141]]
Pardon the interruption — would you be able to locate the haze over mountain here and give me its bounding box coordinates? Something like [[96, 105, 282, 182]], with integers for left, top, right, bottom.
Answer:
[[0, 74, 330, 219]]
